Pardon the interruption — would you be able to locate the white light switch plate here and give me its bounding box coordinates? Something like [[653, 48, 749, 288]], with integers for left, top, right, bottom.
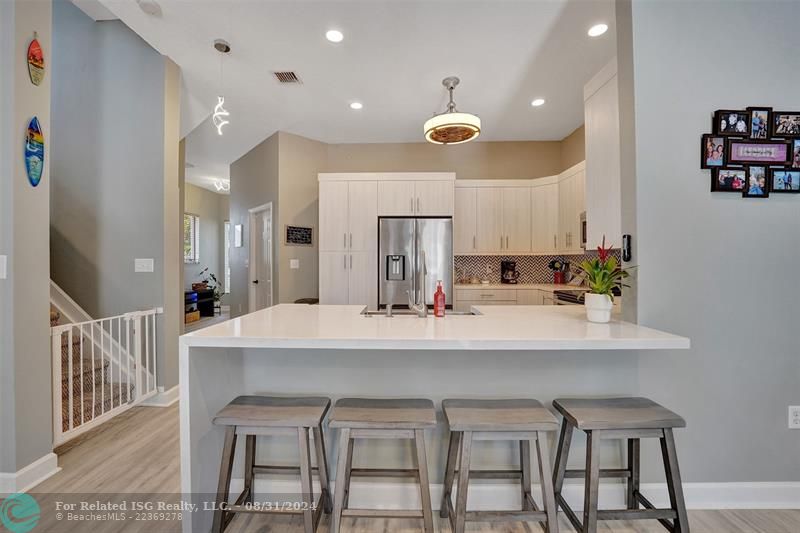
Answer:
[[790, 406, 800, 429], [290, 259, 300, 270], [0, 255, 6, 279], [134, 258, 154, 273]]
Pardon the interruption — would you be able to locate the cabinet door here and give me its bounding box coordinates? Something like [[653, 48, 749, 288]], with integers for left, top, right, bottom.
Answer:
[[532, 183, 558, 253], [502, 187, 531, 253], [475, 188, 503, 253], [319, 252, 348, 304], [454, 188, 477, 254], [348, 181, 378, 251], [516, 289, 543, 305], [348, 251, 377, 309], [319, 181, 349, 251], [415, 180, 454, 216], [557, 177, 570, 252], [377, 181, 415, 216]]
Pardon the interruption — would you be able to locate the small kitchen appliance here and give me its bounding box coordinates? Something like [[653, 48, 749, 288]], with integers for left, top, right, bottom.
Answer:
[[500, 260, 520, 284]]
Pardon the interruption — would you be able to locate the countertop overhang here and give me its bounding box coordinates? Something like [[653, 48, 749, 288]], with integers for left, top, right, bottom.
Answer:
[[180, 304, 690, 351]]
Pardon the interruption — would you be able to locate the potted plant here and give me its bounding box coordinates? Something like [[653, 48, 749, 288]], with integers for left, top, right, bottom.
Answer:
[[197, 267, 222, 309], [574, 237, 629, 323]]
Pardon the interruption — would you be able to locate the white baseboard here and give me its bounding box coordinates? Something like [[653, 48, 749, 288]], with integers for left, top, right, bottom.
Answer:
[[0, 453, 60, 496], [140, 385, 179, 407], [230, 478, 800, 511]]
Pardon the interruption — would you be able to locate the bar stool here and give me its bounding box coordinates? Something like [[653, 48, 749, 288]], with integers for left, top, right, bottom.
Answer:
[[211, 395, 332, 533], [552, 397, 689, 533], [329, 398, 436, 533], [440, 398, 560, 533]]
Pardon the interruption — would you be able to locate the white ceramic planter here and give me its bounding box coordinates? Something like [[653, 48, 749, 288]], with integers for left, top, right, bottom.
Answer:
[[584, 293, 613, 323]]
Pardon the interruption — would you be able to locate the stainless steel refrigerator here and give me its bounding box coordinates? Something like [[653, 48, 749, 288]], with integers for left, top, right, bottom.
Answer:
[[378, 217, 453, 309]]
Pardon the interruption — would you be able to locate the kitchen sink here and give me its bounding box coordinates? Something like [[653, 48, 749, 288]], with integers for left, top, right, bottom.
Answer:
[[360, 307, 482, 317]]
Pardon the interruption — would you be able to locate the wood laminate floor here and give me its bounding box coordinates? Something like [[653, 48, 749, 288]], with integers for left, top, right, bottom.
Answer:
[[28, 404, 800, 532]]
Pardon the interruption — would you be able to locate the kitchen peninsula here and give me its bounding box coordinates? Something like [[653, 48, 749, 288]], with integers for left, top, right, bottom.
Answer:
[[179, 304, 689, 532]]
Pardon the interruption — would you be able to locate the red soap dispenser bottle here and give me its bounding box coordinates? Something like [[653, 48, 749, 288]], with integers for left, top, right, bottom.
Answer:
[[434, 280, 446, 317]]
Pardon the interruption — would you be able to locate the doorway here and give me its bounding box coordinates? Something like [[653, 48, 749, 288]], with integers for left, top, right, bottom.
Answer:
[[248, 203, 273, 312]]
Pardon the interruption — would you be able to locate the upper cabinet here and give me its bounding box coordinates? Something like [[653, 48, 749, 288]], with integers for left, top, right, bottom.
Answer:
[[319, 180, 377, 252], [475, 187, 503, 253], [501, 187, 531, 253], [454, 187, 477, 253], [455, 182, 532, 254], [558, 163, 586, 254], [377, 174, 455, 217], [531, 180, 559, 254], [584, 58, 622, 249]]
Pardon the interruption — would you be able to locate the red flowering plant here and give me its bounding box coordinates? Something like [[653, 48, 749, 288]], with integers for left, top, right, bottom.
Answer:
[[573, 236, 629, 301]]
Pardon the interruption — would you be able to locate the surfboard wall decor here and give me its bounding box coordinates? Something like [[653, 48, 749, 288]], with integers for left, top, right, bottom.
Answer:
[[25, 117, 44, 187], [27, 34, 44, 86]]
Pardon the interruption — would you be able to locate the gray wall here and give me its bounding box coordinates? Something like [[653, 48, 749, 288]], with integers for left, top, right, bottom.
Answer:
[[184, 184, 228, 294], [627, 0, 800, 482], [228, 132, 279, 317], [50, 1, 181, 388], [0, 0, 53, 473]]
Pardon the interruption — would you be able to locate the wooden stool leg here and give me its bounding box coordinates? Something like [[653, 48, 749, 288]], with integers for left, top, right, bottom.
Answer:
[[536, 431, 559, 533], [313, 425, 333, 514], [552, 419, 574, 499], [413, 429, 434, 533], [297, 427, 315, 533], [453, 430, 473, 533], [212, 426, 237, 533], [331, 427, 351, 533], [440, 431, 461, 518], [661, 429, 690, 533], [583, 430, 601, 533], [342, 434, 355, 508], [520, 439, 533, 510], [627, 437, 641, 510], [244, 435, 256, 504]]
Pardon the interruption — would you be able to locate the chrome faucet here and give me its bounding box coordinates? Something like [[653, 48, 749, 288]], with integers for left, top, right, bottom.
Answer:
[[407, 251, 428, 318]]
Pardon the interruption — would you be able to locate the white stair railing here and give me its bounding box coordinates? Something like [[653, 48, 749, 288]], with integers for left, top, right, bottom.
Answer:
[[51, 308, 161, 446]]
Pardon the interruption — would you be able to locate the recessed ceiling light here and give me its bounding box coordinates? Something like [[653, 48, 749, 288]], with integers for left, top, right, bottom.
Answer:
[[349, 102, 363, 110], [588, 23, 608, 37], [326, 30, 344, 43], [531, 98, 545, 107]]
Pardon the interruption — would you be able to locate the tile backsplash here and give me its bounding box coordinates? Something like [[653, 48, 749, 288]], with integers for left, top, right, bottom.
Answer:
[[454, 251, 621, 284]]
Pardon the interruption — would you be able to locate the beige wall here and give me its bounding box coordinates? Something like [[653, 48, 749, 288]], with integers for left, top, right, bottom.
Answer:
[[560, 125, 586, 171], [325, 139, 567, 179], [184, 183, 226, 290], [228, 132, 279, 317]]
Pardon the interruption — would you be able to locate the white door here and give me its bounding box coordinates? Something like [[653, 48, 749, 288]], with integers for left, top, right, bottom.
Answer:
[[319, 252, 348, 304], [454, 188, 477, 254], [532, 183, 558, 253], [348, 181, 378, 251], [502, 187, 531, 253], [319, 181, 349, 251], [377, 181, 415, 216], [249, 206, 273, 312], [475, 188, 503, 253], [348, 251, 377, 309], [414, 180, 454, 216]]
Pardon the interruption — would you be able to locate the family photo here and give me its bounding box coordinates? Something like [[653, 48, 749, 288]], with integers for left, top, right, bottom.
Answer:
[[702, 134, 725, 167], [773, 112, 800, 136], [744, 166, 769, 197], [772, 170, 800, 192], [793, 139, 800, 168], [716, 110, 749, 135], [750, 108, 770, 139], [713, 168, 746, 192]]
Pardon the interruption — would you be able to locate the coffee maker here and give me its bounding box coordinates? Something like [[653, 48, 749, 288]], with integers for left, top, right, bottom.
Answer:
[[501, 260, 519, 284]]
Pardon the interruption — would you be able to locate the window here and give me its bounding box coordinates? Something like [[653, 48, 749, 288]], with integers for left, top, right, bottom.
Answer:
[[184, 214, 200, 264], [224, 221, 231, 293]]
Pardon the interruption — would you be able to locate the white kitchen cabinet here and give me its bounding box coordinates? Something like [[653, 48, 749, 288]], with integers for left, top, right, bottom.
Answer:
[[378, 179, 454, 216], [319, 181, 349, 251], [348, 181, 378, 251], [516, 289, 544, 305], [584, 58, 622, 249], [532, 182, 559, 253], [558, 165, 585, 254], [414, 180, 454, 216], [348, 251, 377, 307], [502, 187, 532, 253], [377, 180, 416, 216], [319, 252, 349, 304], [475, 188, 503, 253], [454, 187, 477, 253]]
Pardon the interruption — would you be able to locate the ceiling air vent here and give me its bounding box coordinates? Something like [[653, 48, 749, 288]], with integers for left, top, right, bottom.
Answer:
[[273, 71, 302, 84]]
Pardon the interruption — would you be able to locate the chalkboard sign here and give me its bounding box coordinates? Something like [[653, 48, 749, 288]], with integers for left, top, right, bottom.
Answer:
[[285, 225, 313, 246]]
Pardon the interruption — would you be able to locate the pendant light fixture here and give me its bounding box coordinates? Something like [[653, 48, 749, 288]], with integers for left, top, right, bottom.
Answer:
[[423, 76, 481, 145], [212, 39, 231, 136]]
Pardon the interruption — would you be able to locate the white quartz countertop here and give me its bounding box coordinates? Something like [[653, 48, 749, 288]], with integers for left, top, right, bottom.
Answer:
[[455, 283, 587, 292], [180, 304, 690, 351]]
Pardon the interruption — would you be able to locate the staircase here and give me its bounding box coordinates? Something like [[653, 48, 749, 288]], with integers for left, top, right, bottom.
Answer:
[[50, 298, 160, 445]]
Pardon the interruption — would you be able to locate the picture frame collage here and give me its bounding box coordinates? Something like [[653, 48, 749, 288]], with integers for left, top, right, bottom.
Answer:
[[701, 108, 800, 197]]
